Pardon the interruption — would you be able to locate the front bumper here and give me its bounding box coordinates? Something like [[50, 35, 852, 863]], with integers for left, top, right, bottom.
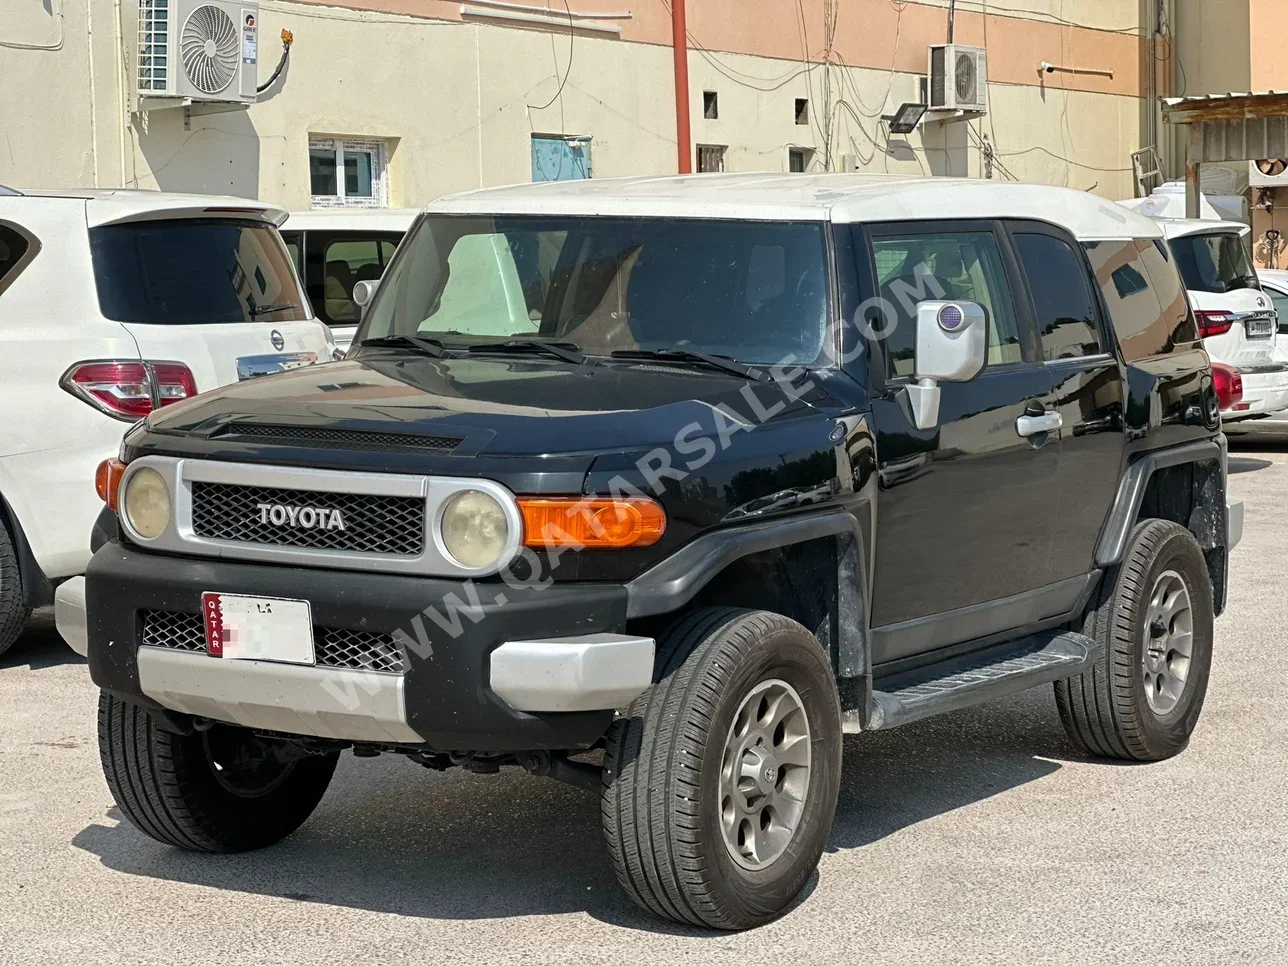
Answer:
[[83, 541, 654, 750]]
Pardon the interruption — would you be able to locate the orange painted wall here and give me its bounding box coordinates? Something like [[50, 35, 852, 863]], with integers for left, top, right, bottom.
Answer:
[[1249, 0, 1288, 91], [291, 0, 1143, 98]]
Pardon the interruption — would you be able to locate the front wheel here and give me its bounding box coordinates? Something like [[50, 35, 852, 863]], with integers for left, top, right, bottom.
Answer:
[[98, 692, 339, 852], [602, 608, 842, 930]]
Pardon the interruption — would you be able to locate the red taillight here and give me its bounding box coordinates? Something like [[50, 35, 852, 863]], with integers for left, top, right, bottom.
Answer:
[[61, 360, 197, 420], [1195, 310, 1235, 338], [1212, 363, 1244, 411]]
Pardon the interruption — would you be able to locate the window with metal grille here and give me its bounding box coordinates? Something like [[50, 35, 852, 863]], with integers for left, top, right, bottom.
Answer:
[[310, 137, 389, 209], [697, 144, 726, 173]]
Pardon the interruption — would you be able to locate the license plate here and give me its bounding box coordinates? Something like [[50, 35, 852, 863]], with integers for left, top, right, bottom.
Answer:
[[201, 592, 315, 664], [1246, 317, 1273, 337]]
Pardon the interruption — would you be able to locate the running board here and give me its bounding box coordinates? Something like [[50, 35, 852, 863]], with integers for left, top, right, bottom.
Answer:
[[847, 631, 1095, 732]]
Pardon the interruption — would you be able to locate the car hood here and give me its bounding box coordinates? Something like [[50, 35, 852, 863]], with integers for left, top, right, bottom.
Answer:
[[144, 354, 841, 458]]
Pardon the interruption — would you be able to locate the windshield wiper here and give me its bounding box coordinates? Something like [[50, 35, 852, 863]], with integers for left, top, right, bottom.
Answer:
[[248, 302, 297, 317], [357, 334, 448, 358], [611, 347, 768, 381], [466, 339, 585, 365]]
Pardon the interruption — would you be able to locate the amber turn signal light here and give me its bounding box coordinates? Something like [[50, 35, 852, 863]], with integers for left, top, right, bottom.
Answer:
[[96, 458, 127, 511], [518, 497, 666, 549]]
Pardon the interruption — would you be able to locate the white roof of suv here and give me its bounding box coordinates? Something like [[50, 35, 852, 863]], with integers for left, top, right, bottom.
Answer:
[[7, 187, 287, 228], [428, 173, 1163, 242]]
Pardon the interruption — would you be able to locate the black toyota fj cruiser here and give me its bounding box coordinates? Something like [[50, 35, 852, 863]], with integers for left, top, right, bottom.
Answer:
[[77, 177, 1241, 930]]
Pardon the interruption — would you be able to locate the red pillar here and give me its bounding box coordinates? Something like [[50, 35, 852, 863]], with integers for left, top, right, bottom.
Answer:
[[672, 0, 692, 174]]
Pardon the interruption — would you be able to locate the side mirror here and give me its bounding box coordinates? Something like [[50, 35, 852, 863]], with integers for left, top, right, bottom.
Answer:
[[352, 279, 380, 313], [903, 300, 988, 430]]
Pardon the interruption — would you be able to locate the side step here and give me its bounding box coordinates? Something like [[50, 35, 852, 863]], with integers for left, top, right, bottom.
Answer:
[[853, 631, 1095, 732]]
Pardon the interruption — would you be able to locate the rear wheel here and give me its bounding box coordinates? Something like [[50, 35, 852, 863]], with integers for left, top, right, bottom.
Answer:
[[98, 692, 339, 852], [602, 607, 842, 930], [0, 522, 29, 659], [1055, 519, 1214, 762]]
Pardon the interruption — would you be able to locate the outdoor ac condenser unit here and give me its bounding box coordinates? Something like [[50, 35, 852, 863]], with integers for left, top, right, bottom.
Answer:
[[137, 0, 259, 103], [927, 44, 988, 114], [1250, 159, 1288, 189]]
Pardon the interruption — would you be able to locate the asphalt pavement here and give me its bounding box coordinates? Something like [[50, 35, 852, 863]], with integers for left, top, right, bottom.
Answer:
[[2, 439, 1286, 964]]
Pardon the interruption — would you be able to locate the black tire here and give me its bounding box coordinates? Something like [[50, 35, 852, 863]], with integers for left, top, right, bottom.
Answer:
[[1055, 519, 1214, 762], [602, 607, 842, 930], [98, 691, 339, 852], [0, 521, 30, 659]]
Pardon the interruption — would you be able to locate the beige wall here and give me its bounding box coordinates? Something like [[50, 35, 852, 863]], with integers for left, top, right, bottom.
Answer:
[[1173, 0, 1252, 96], [1, 0, 1146, 207]]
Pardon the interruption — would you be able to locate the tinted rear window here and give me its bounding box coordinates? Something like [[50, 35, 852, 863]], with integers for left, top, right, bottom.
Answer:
[[90, 220, 307, 324], [1168, 232, 1258, 294]]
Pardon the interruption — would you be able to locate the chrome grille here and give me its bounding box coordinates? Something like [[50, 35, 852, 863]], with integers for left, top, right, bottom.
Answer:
[[140, 610, 406, 673], [219, 423, 462, 453], [190, 481, 424, 555]]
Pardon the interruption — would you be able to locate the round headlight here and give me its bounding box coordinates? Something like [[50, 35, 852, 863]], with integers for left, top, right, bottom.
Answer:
[[123, 467, 171, 539], [440, 490, 509, 570]]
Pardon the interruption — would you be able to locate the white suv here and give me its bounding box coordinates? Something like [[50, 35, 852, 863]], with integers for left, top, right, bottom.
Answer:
[[0, 188, 335, 655], [1156, 218, 1288, 419]]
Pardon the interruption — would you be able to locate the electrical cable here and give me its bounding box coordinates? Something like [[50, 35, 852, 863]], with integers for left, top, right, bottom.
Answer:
[[527, 0, 575, 111], [256, 31, 294, 93]]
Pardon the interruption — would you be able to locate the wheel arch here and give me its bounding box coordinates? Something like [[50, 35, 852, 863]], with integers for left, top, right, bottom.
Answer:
[[0, 488, 53, 609], [624, 505, 873, 713], [1094, 437, 1231, 615]]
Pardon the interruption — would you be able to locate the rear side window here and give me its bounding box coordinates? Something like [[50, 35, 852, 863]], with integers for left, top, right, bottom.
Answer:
[[871, 230, 1022, 376], [321, 237, 399, 323], [90, 220, 307, 324], [0, 222, 36, 295], [1085, 239, 1197, 361], [1012, 232, 1101, 360], [1168, 232, 1258, 294]]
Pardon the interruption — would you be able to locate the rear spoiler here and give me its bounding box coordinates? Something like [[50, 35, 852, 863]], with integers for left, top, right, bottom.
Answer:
[[86, 197, 288, 229]]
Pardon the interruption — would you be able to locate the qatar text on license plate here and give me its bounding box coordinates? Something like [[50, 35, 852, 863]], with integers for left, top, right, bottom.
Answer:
[[201, 592, 315, 665]]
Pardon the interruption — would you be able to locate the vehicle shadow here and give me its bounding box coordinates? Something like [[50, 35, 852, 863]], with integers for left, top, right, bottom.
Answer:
[[0, 609, 84, 670], [70, 687, 1083, 931]]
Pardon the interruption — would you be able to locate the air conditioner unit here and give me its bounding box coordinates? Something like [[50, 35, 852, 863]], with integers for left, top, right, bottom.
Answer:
[[1250, 159, 1288, 189], [927, 44, 988, 113], [137, 0, 258, 103]]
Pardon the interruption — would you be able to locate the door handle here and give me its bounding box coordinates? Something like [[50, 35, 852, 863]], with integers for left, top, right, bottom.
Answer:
[[1016, 411, 1063, 437]]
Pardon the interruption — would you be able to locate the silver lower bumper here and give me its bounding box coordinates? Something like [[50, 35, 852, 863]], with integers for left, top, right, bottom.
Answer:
[[54, 576, 88, 657], [489, 634, 655, 712], [137, 646, 422, 743]]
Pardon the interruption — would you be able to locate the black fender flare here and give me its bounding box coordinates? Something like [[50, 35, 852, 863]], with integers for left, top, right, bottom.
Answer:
[[625, 504, 872, 682], [1094, 437, 1227, 567]]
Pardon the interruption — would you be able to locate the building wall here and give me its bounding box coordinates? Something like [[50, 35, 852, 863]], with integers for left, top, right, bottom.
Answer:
[[1, 0, 1147, 207]]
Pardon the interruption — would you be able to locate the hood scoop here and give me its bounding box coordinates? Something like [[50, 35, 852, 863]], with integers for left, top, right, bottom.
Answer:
[[211, 422, 464, 454]]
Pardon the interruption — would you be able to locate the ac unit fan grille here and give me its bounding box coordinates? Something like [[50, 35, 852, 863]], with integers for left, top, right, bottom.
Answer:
[[955, 52, 978, 107], [181, 4, 240, 95]]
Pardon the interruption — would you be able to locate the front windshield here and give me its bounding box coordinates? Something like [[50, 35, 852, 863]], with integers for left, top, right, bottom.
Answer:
[[357, 215, 831, 365], [1168, 232, 1259, 294]]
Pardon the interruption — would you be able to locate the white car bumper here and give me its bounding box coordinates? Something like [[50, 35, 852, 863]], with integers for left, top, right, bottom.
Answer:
[[1225, 366, 1288, 420]]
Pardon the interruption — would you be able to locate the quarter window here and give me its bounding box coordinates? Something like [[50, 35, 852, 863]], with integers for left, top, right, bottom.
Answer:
[[871, 231, 1022, 377], [1085, 239, 1197, 362], [1013, 232, 1101, 360], [0, 223, 34, 295], [310, 137, 389, 208]]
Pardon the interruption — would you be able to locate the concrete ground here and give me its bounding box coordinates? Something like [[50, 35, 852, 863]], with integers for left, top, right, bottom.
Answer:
[[2, 442, 1286, 965]]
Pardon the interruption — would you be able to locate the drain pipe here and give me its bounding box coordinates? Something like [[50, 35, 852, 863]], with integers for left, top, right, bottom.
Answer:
[[672, 0, 691, 173], [947, 0, 956, 42]]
